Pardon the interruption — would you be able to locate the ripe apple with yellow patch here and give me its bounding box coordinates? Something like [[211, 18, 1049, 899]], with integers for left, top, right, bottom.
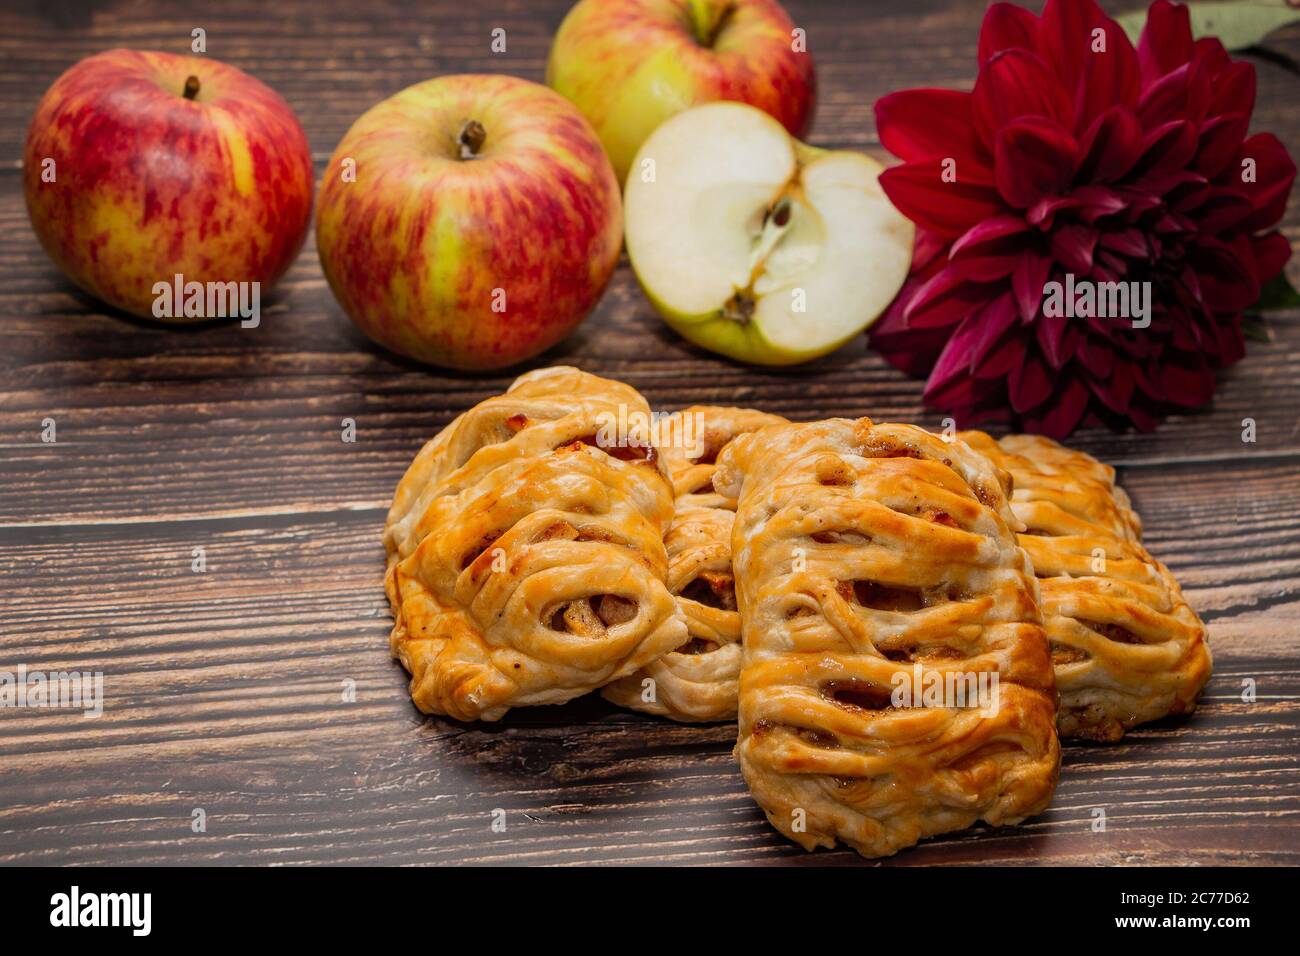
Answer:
[[546, 0, 816, 185], [624, 102, 914, 365], [23, 49, 313, 321], [316, 74, 623, 371]]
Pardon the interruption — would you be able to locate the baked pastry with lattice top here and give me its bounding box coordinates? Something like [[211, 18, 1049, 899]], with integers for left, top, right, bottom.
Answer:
[[717, 418, 1059, 858], [384, 366, 688, 721], [603, 406, 788, 721], [960, 431, 1211, 742]]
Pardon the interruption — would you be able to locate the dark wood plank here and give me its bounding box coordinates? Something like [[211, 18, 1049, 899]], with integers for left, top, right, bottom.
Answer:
[[1, 0, 1298, 865]]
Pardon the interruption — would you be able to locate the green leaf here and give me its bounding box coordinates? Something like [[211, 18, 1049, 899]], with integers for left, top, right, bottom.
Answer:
[[1116, 1, 1300, 49], [1242, 314, 1275, 342], [1252, 271, 1300, 311]]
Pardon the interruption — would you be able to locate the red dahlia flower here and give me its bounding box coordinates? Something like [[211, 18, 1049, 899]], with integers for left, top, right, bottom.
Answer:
[[870, 0, 1295, 436]]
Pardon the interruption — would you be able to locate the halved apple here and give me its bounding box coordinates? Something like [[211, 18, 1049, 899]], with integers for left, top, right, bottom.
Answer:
[[624, 102, 914, 365]]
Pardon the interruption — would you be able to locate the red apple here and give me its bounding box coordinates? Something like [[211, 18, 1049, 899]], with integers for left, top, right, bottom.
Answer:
[[23, 49, 313, 321], [316, 74, 623, 371], [546, 0, 817, 185]]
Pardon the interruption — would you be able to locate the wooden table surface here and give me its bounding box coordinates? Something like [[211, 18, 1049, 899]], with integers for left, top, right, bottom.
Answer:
[[1, 0, 1297, 866]]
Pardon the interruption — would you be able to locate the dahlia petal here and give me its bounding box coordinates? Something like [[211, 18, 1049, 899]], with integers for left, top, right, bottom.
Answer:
[[1212, 316, 1247, 367], [973, 331, 1028, 380], [1008, 351, 1054, 413], [1099, 228, 1148, 258], [1092, 257, 1124, 282], [1077, 334, 1116, 379], [947, 215, 1031, 281], [879, 161, 1003, 237], [1138, 60, 1210, 128], [912, 228, 953, 273], [1237, 132, 1298, 232], [1038, 0, 1141, 131], [1024, 376, 1089, 438], [1169, 305, 1205, 351], [1138, 0, 1194, 83], [1135, 168, 1205, 206], [1075, 106, 1143, 183], [1072, 184, 1128, 222], [1159, 357, 1216, 408], [1251, 231, 1293, 283], [1190, 239, 1259, 313], [925, 370, 999, 421], [1026, 196, 1080, 229], [1080, 27, 1141, 131], [1126, 403, 1159, 432], [873, 340, 942, 379], [876, 89, 988, 166], [973, 48, 1072, 148], [1207, 61, 1255, 122], [1133, 119, 1198, 176], [1194, 192, 1254, 235], [964, 292, 1020, 370], [1179, 264, 1204, 306], [1091, 359, 1133, 413], [1012, 250, 1052, 321], [1115, 187, 1162, 221], [951, 214, 1030, 257], [870, 285, 952, 377], [919, 340, 973, 398], [904, 267, 992, 330], [1036, 0, 1101, 94], [993, 117, 1078, 209], [1049, 224, 1098, 274], [873, 254, 946, 345], [1196, 113, 1250, 180], [978, 2, 1040, 64], [1163, 172, 1215, 214], [926, 305, 1005, 395], [1035, 301, 1071, 369], [1193, 36, 1231, 72]]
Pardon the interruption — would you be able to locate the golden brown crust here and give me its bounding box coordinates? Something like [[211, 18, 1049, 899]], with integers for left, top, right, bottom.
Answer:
[[721, 419, 1059, 858], [383, 366, 688, 722], [960, 431, 1211, 742], [602, 406, 787, 721]]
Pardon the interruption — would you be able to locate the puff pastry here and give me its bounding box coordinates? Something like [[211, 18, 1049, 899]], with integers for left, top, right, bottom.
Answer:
[[718, 418, 1059, 858], [960, 431, 1212, 742], [602, 406, 788, 721], [384, 366, 688, 721]]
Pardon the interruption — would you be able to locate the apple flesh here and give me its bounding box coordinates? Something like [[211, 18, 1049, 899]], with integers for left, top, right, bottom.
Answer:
[[23, 49, 313, 321], [316, 74, 623, 371], [547, 0, 815, 186], [624, 102, 915, 365]]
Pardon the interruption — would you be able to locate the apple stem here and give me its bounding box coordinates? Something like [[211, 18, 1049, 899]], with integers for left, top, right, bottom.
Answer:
[[183, 75, 200, 100], [459, 120, 487, 159], [688, 0, 735, 48]]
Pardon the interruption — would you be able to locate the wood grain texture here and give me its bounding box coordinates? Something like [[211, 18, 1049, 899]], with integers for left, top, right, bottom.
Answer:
[[1, 0, 1298, 866]]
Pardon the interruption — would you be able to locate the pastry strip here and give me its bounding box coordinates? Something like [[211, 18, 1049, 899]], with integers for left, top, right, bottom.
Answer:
[[719, 418, 1059, 858], [384, 366, 687, 721], [603, 406, 788, 721], [960, 431, 1211, 741]]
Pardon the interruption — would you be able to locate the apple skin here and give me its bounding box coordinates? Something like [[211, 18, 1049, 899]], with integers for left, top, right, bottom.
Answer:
[[23, 49, 313, 321], [546, 0, 816, 185], [316, 74, 623, 371]]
